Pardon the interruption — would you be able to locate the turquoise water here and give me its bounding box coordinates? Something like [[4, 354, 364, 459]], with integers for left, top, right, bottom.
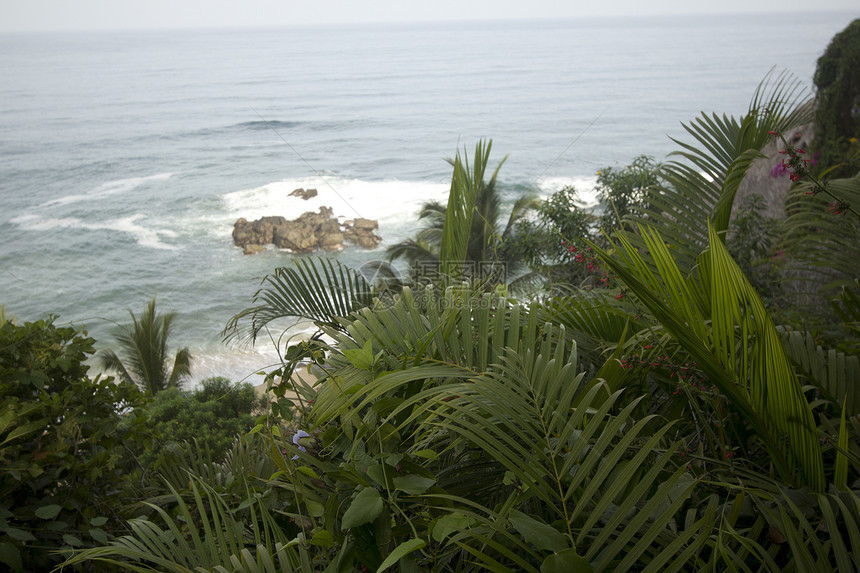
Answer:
[[0, 12, 855, 383]]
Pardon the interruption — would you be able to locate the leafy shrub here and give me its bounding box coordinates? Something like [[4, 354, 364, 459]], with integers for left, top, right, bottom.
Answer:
[[504, 156, 660, 290], [0, 317, 146, 572], [503, 186, 597, 287], [139, 376, 265, 469], [814, 18, 860, 177], [594, 154, 659, 233]]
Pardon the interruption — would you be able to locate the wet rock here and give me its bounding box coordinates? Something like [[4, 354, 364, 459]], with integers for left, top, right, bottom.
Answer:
[[232, 216, 288, 248], [243, 244, 267, 255], [233, 207, 380, 254], [288, 187, 318, 200], [342, 218, 382, 249]]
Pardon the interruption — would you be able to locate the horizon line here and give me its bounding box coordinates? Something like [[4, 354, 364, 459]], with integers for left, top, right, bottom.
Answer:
[[2, 8, 856, 35]]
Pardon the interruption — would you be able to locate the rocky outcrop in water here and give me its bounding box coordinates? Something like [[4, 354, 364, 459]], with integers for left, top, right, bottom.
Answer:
[[232, 207, 381, 255], [288, 187, 318, 200], [343, 218, 381, 249]]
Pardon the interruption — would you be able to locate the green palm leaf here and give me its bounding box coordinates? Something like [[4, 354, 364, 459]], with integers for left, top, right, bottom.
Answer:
[[401, 346, 703, 571], [385, 201, 445, 265], [751, 488, 860, 572], [439, 141, 485, 275], [307, 285, 546, 429], [781, 329, 860, 416], [781, 173, 860, 320], [98, 298, 191, 395], [594, 222, 824, 490], [223, 256, 374, 345], [624, 69, 813, 271], [60, 477, 307, 572]]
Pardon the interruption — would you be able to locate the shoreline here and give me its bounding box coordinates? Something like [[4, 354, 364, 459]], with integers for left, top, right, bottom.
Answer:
[[253, 362, 318, 401]]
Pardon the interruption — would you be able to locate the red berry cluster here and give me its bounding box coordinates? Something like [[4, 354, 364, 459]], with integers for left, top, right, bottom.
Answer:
[[828, 201, 850, 215], [560, 240, 621, 292]]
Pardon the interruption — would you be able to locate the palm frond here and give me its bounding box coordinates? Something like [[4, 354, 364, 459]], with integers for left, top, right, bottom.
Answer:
[[167, 347, 193, 388], [97, 348, 135, 387], [624, 69, 813, 271], [834, 279, 860, 342], [402, 346, 702, 571], [60, 477, 307, 572], [594, 223, 824, 490], [223, 256, 373, 346], [781, 172, 860, 320], [307, 285, 533, 426], [385, 201, 445, 264], [780, 329, 860, 416], [385, 238, 439, 267], [501, 194, 541, 241], [439, 140, 502, 277], [752, 488, 860, 571], [97, 298, 191, 394], [540, 291, 642, 374]]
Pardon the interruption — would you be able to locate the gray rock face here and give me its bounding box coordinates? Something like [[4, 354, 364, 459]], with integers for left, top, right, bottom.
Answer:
[[288, 187, 318, 200], [242, 244, 267, 256], [733, 122, 815, 221], [232, 207, 381, 254], [343, 218, 381, 249], [232, 216, 288, 248]]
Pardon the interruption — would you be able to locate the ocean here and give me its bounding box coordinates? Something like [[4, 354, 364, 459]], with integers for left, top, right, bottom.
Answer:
[[0, 11, 855, 384]]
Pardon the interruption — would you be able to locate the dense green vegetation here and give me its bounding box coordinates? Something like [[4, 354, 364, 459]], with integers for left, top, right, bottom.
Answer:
[[1, 20, 860, 572], [0, 318, 147, 571], [386, 141, 539, 274], [136, 376, 265, 470], [0, 317, 262, 571], [813, 17, 860, 177]]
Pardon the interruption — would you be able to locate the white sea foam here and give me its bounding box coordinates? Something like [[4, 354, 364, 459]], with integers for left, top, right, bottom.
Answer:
[[10, 213, 178, 250], [101, 215, 178, 250], [535, 175, 600, 206], [186, 346, 284, 387], [8, 213, 83, 230], [186, 320, 320, 387], [40, 173, 173, 208]]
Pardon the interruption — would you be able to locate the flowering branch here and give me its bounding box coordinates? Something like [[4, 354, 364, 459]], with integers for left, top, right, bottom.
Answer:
[[768, 130, 860, 220]]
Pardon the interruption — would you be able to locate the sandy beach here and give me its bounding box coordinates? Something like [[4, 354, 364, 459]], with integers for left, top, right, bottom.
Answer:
[[254, 362, 318, 402]]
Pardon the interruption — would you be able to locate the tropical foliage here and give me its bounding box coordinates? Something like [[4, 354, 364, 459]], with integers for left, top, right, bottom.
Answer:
[[387, 140, 539, 286], [2, 24, 858, 571], [594, 154, 660, 234], [502, 185, 599, 289], [781, 169, 860, 342], [98, 298, 192, 395], [503, 155, 662, 292], [813, 17, 860, 177], [135, 376, 265, 469], [620, 68, 815, 272], [0, 317, 147, 572]]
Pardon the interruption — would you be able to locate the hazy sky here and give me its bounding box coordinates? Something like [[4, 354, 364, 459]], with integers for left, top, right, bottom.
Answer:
[[2, 0, 858, 32]]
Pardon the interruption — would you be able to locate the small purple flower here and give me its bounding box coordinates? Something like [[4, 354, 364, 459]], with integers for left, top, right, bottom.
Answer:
[[292, 430, 309, 460], [771, 162, 788, 178]]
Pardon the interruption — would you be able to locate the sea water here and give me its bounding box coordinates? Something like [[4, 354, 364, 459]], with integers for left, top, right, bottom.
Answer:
[[0, 12, 855, 384]]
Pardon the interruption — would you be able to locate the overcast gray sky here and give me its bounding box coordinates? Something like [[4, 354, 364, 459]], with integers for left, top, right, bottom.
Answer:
[[2, 0, 857, 32]]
